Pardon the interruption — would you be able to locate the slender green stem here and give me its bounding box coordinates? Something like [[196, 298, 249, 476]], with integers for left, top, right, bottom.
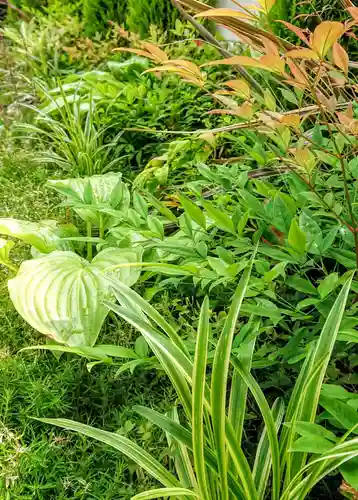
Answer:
[[99, 214, 105, 240], [86, 221, 93, 261]]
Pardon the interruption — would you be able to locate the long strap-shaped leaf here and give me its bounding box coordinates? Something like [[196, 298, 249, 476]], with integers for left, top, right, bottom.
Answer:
[[231, 358, 281, 500], [105, 275, 189, 355], [210, 248, 257, 500], [192, 296, 211, 500], [132, 488, 201, 500], [134, 406, 246, 500], [229, 317, 260, 447], [253, 398, 285, 500], [282, 438, 358, 500], [36, 418, 179, 488], [288, 273, 354, 480], [166, 407, 197, 490]]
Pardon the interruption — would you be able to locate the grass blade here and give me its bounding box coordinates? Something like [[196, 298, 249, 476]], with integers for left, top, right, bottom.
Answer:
[[105, 302, 193, 416]]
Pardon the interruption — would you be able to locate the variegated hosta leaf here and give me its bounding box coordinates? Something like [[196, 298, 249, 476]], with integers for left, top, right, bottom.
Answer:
[[47, 173, 130, 228], [0, 218, 78, 253], [0, 237, 15, 266], [8, 247, 143, 346]]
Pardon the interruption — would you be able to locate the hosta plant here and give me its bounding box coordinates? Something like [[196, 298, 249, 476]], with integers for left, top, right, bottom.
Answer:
[[0, 173, 142, 346], [37, 253, 358, 499]]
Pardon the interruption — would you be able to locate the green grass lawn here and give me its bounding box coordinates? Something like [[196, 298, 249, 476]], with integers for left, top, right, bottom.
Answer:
[[0, 153, 174, 499]]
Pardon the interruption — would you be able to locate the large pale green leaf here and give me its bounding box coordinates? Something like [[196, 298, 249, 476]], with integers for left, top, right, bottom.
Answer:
[[48, 173, 130, 227], [8, 248, 142, 346], [91, 247, 143, 286], [0, 218, 78, 253]]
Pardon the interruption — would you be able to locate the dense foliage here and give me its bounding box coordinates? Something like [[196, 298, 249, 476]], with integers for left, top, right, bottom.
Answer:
[[1, 0, 358, 498]]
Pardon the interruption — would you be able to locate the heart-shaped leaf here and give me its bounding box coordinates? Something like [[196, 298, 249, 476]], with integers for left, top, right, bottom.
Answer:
[[8, 247, 142, 346]]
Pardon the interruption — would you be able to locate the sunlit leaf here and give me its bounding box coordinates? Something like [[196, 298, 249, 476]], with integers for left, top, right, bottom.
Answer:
[[194, 8, 253, 20], [285, 49, 319, 60], [224, 79, 251, 99], [311, 21, 345, 58], [0, 218, 77, 253], [8, 248, 142, 346], [257, 0, 276, 14], [202, 56, 270, 70], [332, 43, 349, 75], [48, 173, 130, 228], [288, 219, 306, 255], [132, 488, 201, 500]]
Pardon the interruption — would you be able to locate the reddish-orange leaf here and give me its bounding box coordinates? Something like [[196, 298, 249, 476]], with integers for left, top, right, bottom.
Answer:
[[201, 56, 269, 69], [287, 60, 309, 84], [280, 114, 301, 128], [238, 101, 254, 119], [167, 59, 202, 77], [346, 30, 358, 41], [337, 111, 352, 127], [224, 79, 251, 98], [260, 36, 279, 56], [311, 21, 345, 58], [194, 8, 253, 20], [113, 48, 158, 61], [278, 21, 309, 44], [332, 43, 349, 74], [260, 55, 286, 74], [142, 42, 168, 62], [348, 7, 358, 21], [285, 48, 319, 60], [208, 109, 241, 116], [316, 91, 337, 112]]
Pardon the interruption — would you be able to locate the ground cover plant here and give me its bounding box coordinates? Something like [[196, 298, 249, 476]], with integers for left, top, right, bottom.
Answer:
[[1, 0, 358, 498]]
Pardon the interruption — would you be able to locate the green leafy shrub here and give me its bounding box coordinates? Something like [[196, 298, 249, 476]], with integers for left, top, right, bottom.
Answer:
[[126, 0, 178, 38]]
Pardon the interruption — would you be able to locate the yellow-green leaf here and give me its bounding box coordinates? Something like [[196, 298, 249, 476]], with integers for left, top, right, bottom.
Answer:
[[288, 219, 306, 255], [311, 21, 345, 58]]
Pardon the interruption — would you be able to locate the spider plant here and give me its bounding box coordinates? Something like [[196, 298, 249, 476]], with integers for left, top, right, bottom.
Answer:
[[17, 84, 124, 176], [37, 251, 358, 500]]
